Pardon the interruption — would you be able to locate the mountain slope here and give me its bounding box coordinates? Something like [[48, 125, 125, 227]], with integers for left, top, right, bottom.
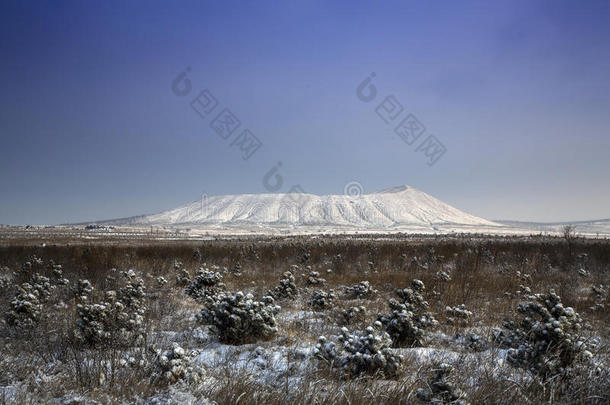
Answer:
[[96, 185, 500, 229]]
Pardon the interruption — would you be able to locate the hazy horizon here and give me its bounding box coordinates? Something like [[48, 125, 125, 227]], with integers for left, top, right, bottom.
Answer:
[[2, 0, 609, 225]]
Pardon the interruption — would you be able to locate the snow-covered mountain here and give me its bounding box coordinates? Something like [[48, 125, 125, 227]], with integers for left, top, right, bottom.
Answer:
[[96, 185, 500, 230]]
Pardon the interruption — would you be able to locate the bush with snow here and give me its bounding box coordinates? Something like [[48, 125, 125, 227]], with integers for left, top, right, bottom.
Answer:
[[314, 324, 402, 378], [5, 274, 54, 327], [0, 274, 9, 290], [19, 255, 44, 276], [455, 332, 488, 352], [153, 343, 204, 385], [267, 271, 298, 300], [309, 289, 337, 310], [416, 363, 469, 404], [75, 279, 94, 302], [341, 305, 367, 325], [76, 271, 146, 346], [343, 281, 377, 299], [197, 291, 280, 344], [496, 290, 591, 378], [176, 268, 191, 286], [51, 264, 69, 286], [6, 283, 43, 327], [184, 268, 224, 301], [379, 280, 438, 347], [590, 284, 606, 311], [306, 271, 326, 286], [445, 304, 472, 325]]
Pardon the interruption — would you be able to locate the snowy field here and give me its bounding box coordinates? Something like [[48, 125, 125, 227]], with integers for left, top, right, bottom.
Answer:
[[0, 235, 608, 404]]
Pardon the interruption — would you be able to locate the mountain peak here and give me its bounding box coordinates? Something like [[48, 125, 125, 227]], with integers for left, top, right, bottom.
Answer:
[[375, 185, 410, 194]]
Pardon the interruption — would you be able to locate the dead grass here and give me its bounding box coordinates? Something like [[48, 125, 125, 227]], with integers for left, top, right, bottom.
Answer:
[[0, 234, 608, 403]]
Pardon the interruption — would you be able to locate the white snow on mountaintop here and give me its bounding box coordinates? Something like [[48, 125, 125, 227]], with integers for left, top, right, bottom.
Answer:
[[97, 185, 500, 229]]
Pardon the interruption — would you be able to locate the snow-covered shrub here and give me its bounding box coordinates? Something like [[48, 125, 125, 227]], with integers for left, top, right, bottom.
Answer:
[[517, 284, 532, 296], [30, 273, 54, 301], [396, 279, 428, 310], [51, 264, 69, 286], [197, 292, 280, 344], [153, 343, 204, 385], [343, 281, 377, 299], [0, 274, 9, 290], [0, 265, 10, 287], [314, 324, 402, 378], [516, 271, 531, 284], [455, 332, 488, 352], [156, 276, 168, 286], [306, 271, 326, 286], [435, 270, 451, 282], [416, 363, 469, 404], [591, 284, 606, 299], [445, 304, 472, 325], [497, 290, 591, 378], [75, 279, 94, 302], [231, 262, 242, 275], [341, 305, 367, 325], [589, 284, 606, 311], [6, 284, 42, 327], [118, 270, 146, 308], [267, 271, 298, 300], [309, 289, 337, 310], [379, 280, 438, 347], [184, 268, 224, 301], [297, 249, 311, 264], [176, 268, 191, 286], [5, 273, 55, 327], [19, 255, 44, 276], [76, 271, 146, 346]]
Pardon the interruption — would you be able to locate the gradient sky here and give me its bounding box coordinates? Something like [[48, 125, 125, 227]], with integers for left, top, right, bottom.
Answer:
[[1, 0, 609, 225]]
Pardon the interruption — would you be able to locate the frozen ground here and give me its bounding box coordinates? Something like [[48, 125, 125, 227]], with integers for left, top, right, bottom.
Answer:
[[0, 233, 608, 404]]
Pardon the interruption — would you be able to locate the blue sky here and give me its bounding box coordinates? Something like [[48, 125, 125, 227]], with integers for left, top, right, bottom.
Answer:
[[1, 0, 609, 224]]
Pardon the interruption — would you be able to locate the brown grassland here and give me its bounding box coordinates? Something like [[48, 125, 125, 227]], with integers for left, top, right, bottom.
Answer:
[[0, 233, 608, 404]]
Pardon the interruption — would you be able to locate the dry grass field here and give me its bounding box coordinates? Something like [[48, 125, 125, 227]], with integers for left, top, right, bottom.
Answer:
[[0, 234, 608, 404]]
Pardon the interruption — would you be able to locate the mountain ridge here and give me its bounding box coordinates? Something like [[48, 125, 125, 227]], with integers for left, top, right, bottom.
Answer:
[[90, 184, 500, 230]]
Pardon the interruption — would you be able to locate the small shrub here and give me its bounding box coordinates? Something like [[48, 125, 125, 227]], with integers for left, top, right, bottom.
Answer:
[[51, 264, 69, 285], [379, 280, 438, 347], [5, 274, 54, 327], [314, 324, 402, 378], [455, 332, 488, 352], [267, 271, 298, 300], [416, 363, 469, 404], [341, 305, 367, 325], [306, 271, 326, 286], [176, 268, 191, 286], [343, 281, 377, 299], [76, 270, 146, 346], [75, 279, 94, 302], [153, 343, 204, 385], [309, 289, 337, 310], [497, 290, 591, 378], [184, 268, 224, 301], [197, 292, 280, 344], [445, 304, 472, 325]]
